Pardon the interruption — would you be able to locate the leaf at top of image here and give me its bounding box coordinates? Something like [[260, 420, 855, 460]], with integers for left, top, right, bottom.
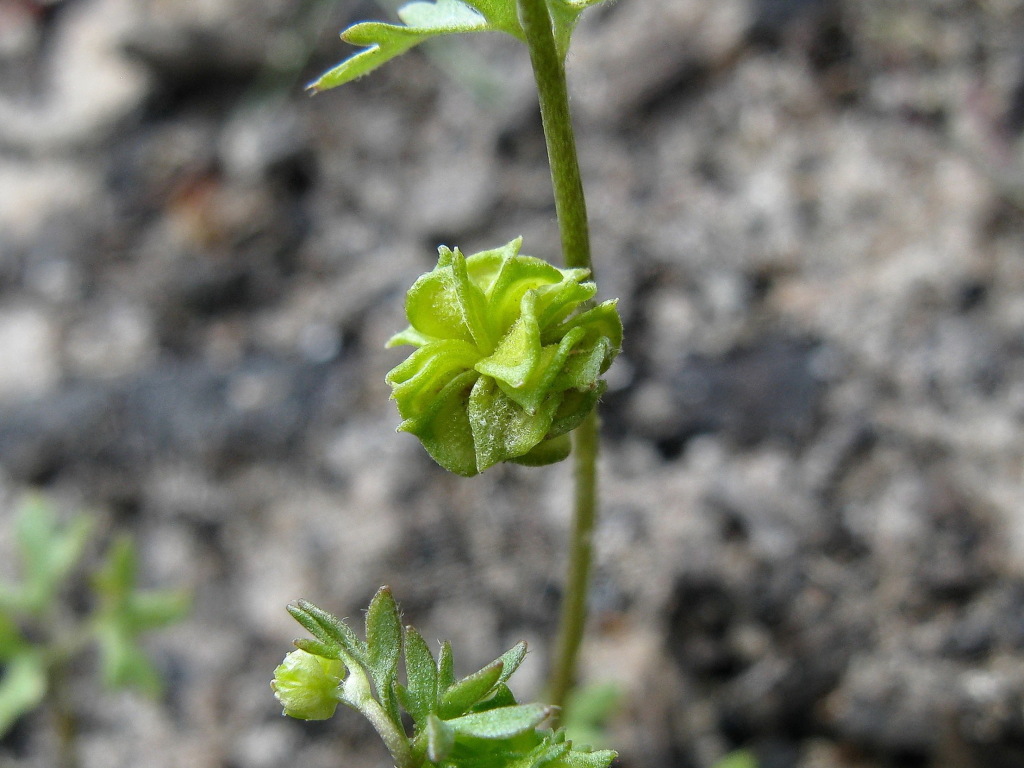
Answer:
[[307, 0, 522, 93]]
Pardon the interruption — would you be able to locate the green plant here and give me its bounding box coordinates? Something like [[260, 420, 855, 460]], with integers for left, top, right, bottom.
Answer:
[[0, 495, 190, 764], [274, 1, 620, 766], [274, 588, 615, 768]]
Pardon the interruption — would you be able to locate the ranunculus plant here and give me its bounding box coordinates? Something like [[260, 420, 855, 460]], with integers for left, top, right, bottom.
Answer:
[[273, 2, 621, 766]]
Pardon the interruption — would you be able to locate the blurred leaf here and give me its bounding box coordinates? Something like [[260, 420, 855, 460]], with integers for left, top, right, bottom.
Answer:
[[562, 681, 621, 750], [712, 750, 758, 768], [2, 495, 93, 615], [0, 652, 47, 737], [93, 620, 162, 696], [92, 536, 191, 696], [0, 613, 27, 661]]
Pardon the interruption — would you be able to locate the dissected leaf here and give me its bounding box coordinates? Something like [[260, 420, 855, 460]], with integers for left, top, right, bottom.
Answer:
[[308, 0, 520, 93]]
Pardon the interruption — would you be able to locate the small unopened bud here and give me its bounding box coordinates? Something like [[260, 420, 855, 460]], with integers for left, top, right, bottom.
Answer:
[[272, 649, 345, 720]]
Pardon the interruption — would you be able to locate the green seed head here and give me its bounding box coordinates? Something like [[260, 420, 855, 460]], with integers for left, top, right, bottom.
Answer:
[[386, 238, 622, 476], [272, 649, 345, 720]]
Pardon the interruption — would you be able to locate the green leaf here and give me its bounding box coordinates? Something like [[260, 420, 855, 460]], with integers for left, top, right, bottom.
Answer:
[[495, 642, 527, 684], [0, 652, 47, 738], [288, 600, 367, 661], [471, 682, 517, 712], [308, 0, 521, 94], [562, 681, 620, 750], [426, 712, 456, 762], [93, 619, 162, 695], [293, 638, 339, 660], [438, 640, 455, 691], [401, 626, 437, 725], [447, 703, 551, 739], [92, 536, 191, 696], [365, 586, 403, 720], [439, 658, 504, 719], [3, 495, 92, 615], [551, 745, 618, 768], [711, 750, 758, 768], [0, 613, 27, 661]]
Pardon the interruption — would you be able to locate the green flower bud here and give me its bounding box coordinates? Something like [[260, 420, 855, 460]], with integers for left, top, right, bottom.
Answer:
[[271, 649, 345, 720], [386, 238, 622, 476]]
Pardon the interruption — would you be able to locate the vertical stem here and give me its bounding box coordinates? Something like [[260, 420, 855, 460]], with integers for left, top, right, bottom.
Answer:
[[517, 0, 598, 722], [518, 0, 592, 272], [549, 410, 598, 717]]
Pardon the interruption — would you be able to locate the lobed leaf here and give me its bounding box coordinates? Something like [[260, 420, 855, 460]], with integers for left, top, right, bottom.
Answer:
[[308, 0, 519, 93]]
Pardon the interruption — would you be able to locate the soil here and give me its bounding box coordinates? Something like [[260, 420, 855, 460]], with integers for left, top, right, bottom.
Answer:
[[3, 1, 1024, 767]]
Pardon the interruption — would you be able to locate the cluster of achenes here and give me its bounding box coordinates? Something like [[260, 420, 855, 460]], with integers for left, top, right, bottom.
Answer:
[[386, 238, 621, 476]]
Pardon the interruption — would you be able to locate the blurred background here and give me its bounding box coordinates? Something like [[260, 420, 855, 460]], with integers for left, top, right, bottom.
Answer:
[[3, 0, 1024, 766]]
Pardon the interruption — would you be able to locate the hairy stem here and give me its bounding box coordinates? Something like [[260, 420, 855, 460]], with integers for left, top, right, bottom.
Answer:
[[360, 697, 416, 768], [518, 0, 598, 722]]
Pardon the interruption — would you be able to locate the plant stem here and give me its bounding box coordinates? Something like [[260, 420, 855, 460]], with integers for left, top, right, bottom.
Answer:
[[517, 0, 591, 272], [550, 409, 598, 718], [517, 0, 598, 722]]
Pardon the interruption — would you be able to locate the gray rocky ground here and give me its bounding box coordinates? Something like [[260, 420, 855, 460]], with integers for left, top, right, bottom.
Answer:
[[3, 0, 1024, 766]]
